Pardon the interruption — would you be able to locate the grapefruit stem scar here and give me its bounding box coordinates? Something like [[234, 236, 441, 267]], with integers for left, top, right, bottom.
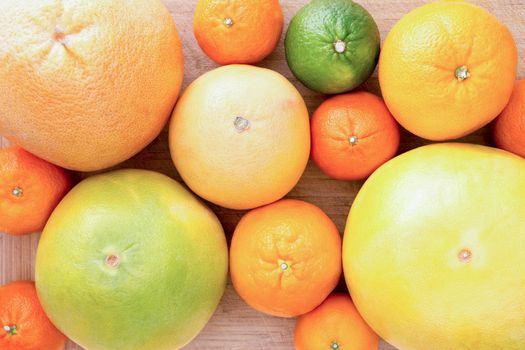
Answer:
[[458, 248, 472, 263], [348, 135, 359, 146], [330, 341, 340, 349], [53, 26, 66, 45], [455, 65, 470, 81], [105, 254, 121, 268], [224, 18, 234, 27], [233, 116, 250, 133]]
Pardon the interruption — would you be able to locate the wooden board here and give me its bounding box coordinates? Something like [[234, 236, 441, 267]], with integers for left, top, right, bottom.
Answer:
[[1, 0, 524, 349]]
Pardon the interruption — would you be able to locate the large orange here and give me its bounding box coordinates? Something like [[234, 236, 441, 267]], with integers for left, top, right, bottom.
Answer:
[[379, 1, 517, 141], [294, 293, 379, 350], [194, 0, 283, 65], [0, 146, 71, 236], [493, 80, 525, 158], [169, 65, 310, 210], [230, 199, 342, 317], [0, 281, 67, 350], [344, 143, 525, 349], [311, 92, 400, 181], [0, 0, 184, 171]]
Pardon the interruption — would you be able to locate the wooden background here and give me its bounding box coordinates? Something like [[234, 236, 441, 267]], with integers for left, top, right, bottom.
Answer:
[[1, 0, 524, 349]]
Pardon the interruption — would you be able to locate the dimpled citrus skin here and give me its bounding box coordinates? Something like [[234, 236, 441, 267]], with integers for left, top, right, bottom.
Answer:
[[35, 170, 228, 350], [294, 293, 379, 350], [230, 199, 342, 317], [0, 281, 67, 350], [493, 80, 525, 158], [0, 146, 71, 236], [194, 0, 283, 64], [343, 143, 525, 350], [0, 0, 184, 171], [169, 65, 310, 210], [285, 0, 380, 94], [311, 92, 400, 181], [379, 1, 517, 141]]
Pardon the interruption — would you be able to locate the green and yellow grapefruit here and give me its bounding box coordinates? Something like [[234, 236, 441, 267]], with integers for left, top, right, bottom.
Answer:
[[343, 143, 525, 350], [35, 169, 228, 350]]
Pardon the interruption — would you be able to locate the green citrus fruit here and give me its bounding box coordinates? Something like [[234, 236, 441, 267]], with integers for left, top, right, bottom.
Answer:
[[35, 169, 228, 350], [285, 0, 380, 94], [343, 143, 525, 350]]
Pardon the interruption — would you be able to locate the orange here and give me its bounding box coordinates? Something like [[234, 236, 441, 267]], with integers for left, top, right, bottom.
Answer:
[[493, 80, 525, 158], [0, 146, 71, 236], [230, 199, 342, 317], [311, 92, 400, 181], [0, 0, 184, 171], [194, 0, 283, 65], [379, 1, 517, 141], [169, 65, 310, 210], [294, 293, 379, 350], [0, 281, 67, 350], [343, 143, 525, 349]]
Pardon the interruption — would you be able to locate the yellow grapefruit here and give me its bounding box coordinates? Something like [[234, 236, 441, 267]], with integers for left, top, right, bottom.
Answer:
[[343, 143, 525, 350], [169, 65, 310, 210]]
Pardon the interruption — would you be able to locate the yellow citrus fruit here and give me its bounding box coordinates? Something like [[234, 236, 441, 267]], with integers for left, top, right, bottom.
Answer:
[[344, 143, 525, 350], [379, 1, 517, 140], [169, 65, 310, 210]]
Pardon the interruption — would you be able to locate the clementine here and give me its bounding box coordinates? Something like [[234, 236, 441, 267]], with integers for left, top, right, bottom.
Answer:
[[311, 92, 400, 181], [194, 0, 283, 64], [230, 199, 342, 317], [0, 281, 67, 350], [493, 80, 525, 158], [169, 65, 310, 210], [0, 146, 71, 236], [0, 0, 184, 171], [295, 293, 379, 350], [379, 1, 517, 141]]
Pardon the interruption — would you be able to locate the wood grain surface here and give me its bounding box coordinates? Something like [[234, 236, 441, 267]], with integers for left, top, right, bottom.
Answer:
[[1, 0, 524, 349]]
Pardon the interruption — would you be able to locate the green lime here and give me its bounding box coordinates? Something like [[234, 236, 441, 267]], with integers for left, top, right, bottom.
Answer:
[[285, 0, 380, 94]]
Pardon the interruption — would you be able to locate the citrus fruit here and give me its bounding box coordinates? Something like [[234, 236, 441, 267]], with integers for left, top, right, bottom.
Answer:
[[0, 281, 67, 350], [493, 80, 525, 158], [194, 0, 283, 64], [379, 1, 518, 141], [0, 0, 184, 171], [285, 0, 380, 94], [169, 65, 310, 210], [230, 199, 342, 317], [311, 92, 400, 180], [294, 293, 379, 350], [35, 169, 228, 350], [0, 146, 71, 236], [343, 143, 525, 350]]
